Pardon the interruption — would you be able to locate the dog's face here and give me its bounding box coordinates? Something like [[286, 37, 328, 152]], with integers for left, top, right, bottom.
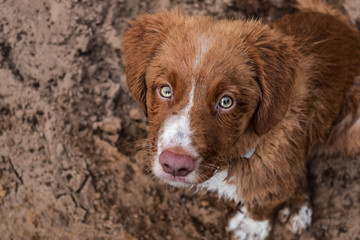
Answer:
[[145, 31, 261, 186], [122, 10, 298, 187]]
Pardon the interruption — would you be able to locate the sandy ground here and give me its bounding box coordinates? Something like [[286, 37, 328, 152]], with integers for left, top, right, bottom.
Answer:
[[0, 0, 359, 239]]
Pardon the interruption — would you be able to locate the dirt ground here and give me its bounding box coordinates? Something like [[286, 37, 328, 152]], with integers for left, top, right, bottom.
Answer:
[[0, 0, 359, 239]]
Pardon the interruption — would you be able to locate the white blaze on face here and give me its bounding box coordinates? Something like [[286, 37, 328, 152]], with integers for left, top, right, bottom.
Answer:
[[194, 37, 209, 69], [152, 37, 212, 185], [152, 82, 198, 185]]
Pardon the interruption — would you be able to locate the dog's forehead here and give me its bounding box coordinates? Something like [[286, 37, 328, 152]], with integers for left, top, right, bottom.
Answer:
[[150, 22, 256, 99], [160, 35, 230, 81], [163, 25, 250, 70], [160, 30, 212, 67]]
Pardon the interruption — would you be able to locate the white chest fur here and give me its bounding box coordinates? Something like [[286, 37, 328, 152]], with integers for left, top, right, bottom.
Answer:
[[196, 146, 256, 202], [198, 170, 239, 202]]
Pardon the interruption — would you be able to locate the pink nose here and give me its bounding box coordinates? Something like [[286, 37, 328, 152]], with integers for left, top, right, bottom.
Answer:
[[159, 149, 195, 177]]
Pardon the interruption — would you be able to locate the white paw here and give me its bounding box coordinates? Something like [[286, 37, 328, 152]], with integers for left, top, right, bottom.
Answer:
[[287, 205, 312, 234], [228, 208, 271, 240]]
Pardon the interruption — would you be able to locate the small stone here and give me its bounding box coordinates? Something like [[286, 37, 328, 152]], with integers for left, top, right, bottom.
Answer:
[[56, 143, 64, 157], [0, 185, 7, 198], [201, 200, 210, 207], [76, 35, 90, 52], [107, 83, 120, 99], [102, 132, 119, 144], [15, 110, 23, 118], [95, 97, 103, 105], [129, 108, 142, 121], [76, 69, 84, 82], [64, 124, 72, 133], [95, 116, 122, 133], [89, 115, 97, 122], [94, 193, 101, 199], [88, 65, 98, 77], [94, 85, 101, 95], [61, 159, 71, 170], [204, 0, 214, 5], [60, 72, 75, 90]]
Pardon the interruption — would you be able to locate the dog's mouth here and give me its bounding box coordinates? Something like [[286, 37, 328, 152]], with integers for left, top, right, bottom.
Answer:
[[159, 174, 195, 186], [156, 170, 216, 188]]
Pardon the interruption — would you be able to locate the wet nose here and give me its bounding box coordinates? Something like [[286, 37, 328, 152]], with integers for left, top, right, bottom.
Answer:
[[159, 149, 195, 177]]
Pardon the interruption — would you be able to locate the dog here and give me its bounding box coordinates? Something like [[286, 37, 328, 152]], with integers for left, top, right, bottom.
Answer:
[[122, 0, 360, 239]]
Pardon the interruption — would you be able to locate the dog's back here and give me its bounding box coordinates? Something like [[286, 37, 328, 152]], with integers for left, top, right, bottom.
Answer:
[[296, 0, 351, 24], [274, 0, 360, 157]]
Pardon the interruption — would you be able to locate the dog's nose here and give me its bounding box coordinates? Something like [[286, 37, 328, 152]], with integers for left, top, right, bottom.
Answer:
[[159, 149, 195, 177]]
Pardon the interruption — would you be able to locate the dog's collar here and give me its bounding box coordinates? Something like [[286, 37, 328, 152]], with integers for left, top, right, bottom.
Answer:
[[213, 147, 256, 175], [240, 147, 256, 159]]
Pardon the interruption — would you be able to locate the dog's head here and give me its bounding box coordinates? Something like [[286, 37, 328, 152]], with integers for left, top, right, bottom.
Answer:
[[122, 10, 298, 187]]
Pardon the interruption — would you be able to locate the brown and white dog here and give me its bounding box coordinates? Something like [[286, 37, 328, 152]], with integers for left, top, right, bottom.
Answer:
[[122, 0, 360, 239]]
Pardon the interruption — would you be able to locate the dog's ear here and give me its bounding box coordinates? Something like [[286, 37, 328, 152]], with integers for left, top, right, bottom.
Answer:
[[122, 10, 182, 116], [249, 27, 299, 135]]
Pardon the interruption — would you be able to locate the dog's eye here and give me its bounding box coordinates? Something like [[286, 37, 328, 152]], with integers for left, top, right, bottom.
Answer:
[[159, 85, 172, 98], [219, 96, 233, 109]]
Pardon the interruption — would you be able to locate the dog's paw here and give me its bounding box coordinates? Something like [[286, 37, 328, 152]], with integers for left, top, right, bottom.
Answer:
[[228, 209, 271, 240], [279, 204, 312, 234]]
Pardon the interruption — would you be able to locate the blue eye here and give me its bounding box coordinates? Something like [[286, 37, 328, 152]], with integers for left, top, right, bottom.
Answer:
[[160, 85, 172, 98], [219, 96, 233, 109]]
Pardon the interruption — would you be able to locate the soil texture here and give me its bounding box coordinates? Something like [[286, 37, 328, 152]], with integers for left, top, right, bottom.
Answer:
[[0, 0, 359, 239]]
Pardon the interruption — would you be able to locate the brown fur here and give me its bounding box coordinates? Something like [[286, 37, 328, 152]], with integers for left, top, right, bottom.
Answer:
[[295, 0, 352, 27], [316, 75, 360, 157], [122, 0, 360, 237]]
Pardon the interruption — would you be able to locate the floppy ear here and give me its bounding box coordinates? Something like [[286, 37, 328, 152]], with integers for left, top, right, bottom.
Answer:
[[249, 27, 299, 135], [122, 10, 182, 116]]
